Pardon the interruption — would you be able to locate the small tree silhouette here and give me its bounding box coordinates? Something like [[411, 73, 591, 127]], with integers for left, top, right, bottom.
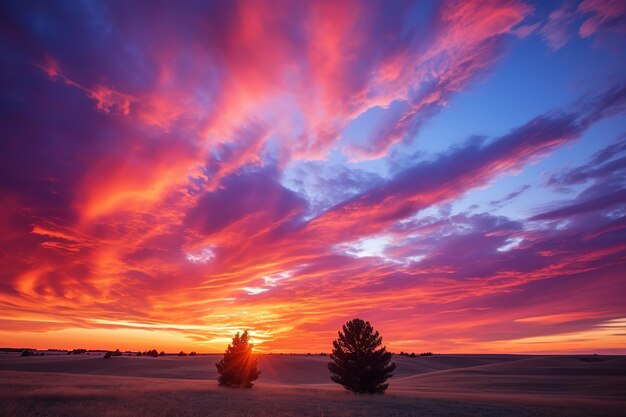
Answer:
[[216, 330, 261, 388], [328, 318, 396, 394]]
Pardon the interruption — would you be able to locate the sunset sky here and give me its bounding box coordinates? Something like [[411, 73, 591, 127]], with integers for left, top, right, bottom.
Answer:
[[1, 0, 625, 354]]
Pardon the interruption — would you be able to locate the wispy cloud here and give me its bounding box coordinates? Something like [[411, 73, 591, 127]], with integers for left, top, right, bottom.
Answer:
[[0, 0, 624, 353]]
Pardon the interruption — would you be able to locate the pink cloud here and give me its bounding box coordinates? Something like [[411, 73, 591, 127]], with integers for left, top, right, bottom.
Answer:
[[540, 1, 579, 50], [36, 58, 133, 116], [540, 0, 626, 50], [579, 0, 626, 38]]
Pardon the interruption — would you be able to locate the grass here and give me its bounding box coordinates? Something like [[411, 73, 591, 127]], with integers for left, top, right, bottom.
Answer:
[[1, 354, 625, 417]]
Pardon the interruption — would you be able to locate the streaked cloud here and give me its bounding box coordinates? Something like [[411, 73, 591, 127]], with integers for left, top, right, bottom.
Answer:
[[0, 0, 624, 353]]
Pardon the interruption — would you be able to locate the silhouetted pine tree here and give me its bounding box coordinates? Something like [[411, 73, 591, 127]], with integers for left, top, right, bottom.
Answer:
[[328, 318, 396, 393], [216, 330, 261, 388]]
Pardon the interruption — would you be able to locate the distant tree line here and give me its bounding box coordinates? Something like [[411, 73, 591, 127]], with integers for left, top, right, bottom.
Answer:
[[14, 347, 200, 359], [20, 350, 44, 357], [101, 349, 202, 359], [131, 349, 160, 357], [176, 351, 198, 356], [1, 347, 33, 352], [104, 349, 122, 358], [398, 351, 434, 357]]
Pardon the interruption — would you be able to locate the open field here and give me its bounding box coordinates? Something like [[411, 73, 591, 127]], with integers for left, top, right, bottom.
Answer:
[[1, 353, 625, 417]]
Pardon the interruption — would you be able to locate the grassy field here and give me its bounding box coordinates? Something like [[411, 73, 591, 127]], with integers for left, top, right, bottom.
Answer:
[[1, 353, 624, 416]]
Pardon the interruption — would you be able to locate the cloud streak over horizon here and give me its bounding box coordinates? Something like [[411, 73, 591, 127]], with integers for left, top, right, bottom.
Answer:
[[1, 0, 625, 354]]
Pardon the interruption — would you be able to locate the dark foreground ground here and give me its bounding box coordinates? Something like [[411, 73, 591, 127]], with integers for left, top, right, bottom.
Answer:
[[1, 353, 625, 417]]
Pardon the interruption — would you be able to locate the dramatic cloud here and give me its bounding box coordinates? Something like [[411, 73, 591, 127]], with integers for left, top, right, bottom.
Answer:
[[0, 0, 625, 354]]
